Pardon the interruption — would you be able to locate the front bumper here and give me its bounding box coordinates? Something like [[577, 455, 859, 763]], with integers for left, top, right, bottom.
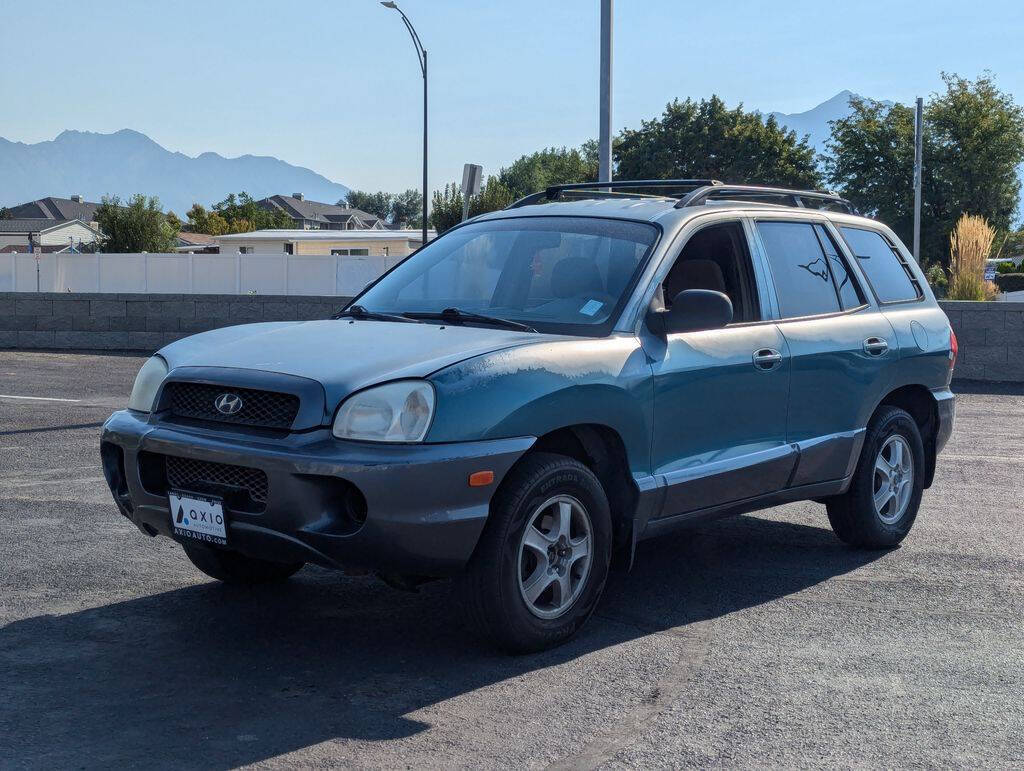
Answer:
[[101, 410, 534, 576]]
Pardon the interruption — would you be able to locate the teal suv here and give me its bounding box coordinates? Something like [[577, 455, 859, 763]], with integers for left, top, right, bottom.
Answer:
[[102, 180, 956, 651]]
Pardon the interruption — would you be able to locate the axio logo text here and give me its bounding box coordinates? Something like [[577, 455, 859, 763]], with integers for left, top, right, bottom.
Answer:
[[214, 392, 244, 415]]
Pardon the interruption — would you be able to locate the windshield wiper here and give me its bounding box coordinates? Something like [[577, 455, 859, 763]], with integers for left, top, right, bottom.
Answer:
[[402, 307, 537, 333], [334, 304, 422, 323]]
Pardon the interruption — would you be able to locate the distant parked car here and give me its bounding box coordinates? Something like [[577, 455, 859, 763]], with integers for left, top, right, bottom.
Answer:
[[102, 180, 956, 652]]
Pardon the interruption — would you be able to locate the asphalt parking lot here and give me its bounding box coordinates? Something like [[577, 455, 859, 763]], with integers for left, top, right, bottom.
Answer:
[[1, 350, 1022, 769]]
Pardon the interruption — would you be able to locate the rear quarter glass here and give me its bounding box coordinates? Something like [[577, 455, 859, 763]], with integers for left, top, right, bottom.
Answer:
[[839, 226, 921, 303]]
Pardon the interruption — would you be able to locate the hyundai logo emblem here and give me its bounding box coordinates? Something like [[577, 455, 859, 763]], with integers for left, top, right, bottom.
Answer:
[[214, 392, 244, 415]]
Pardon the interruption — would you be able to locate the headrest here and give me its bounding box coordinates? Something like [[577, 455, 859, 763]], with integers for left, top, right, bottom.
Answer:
[[671, 259, 726, 294], [551, 257, 603, 298]]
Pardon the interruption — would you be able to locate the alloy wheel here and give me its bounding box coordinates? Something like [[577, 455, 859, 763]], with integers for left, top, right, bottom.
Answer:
[[874, 434, 914, 525], [516, 495, 594, 619]]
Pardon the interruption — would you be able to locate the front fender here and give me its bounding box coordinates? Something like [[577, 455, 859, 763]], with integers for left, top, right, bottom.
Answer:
[[426, 336, 654, 478]]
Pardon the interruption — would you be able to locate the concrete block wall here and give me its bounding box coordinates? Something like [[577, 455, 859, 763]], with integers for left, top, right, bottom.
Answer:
[[939, 301, 1023, 382], [0, 292, 349, 352], [1, 293, 1021, 382]]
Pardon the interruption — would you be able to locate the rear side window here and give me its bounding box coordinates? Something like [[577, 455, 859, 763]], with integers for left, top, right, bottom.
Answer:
[[839, 227, 922, 303], [757, 222, 841, 318]]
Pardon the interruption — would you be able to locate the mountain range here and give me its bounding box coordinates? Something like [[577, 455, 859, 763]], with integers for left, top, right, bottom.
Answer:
[[2, 92, 1019, 219], [0, 129, 350, 214], [769, 89, 893, 154]]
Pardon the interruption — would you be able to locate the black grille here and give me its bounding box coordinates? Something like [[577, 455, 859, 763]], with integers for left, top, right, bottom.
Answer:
[[163, 382, 299, 429], [165, 455, 268, 512]]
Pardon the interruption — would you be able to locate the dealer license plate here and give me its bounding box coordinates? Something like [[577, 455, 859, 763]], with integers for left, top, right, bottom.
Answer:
[[168, 491, 228, 546]]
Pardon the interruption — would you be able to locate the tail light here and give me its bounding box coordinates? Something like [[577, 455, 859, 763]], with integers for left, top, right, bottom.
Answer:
[[949, 328, 958, 371]]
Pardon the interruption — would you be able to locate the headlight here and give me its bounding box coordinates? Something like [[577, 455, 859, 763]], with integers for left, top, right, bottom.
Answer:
[[128, 355, 168, 412], [332, 380, 435, 442]]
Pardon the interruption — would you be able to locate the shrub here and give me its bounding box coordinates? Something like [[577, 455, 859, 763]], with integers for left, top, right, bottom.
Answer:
[[995, 273, 1024, 292], [925, 264, 948, 296], [947, 214, 996, 301], [996, 260, 1018, 274]]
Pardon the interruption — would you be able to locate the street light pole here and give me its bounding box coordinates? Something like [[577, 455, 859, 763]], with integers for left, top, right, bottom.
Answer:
[[598, 0, 613, 184], [912, 96, 924, 262], [381, 1, 428, 246]]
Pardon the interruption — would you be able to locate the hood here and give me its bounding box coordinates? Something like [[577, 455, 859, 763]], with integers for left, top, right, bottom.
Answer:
[[159, 319, 554, 401]]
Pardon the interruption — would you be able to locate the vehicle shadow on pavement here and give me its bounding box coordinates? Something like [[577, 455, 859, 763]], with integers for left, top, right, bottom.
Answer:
[[1, 512, 884, 768]]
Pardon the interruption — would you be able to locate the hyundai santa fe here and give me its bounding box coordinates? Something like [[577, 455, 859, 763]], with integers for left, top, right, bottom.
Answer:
[[101, 180, 956, 652]]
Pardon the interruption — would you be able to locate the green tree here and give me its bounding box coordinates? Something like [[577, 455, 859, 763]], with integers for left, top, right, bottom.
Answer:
[[826, 73, 1024, 266], [390, 188, 423, 228], [471, 176, 515, 214], [928, 72, 1024, 243], [430, 183, 464, 234], [429, 177, 516, 235], [0, 206, 10, 220], [94, 194, 179, 253], [498, 146, 598, 199], [165, 211, 182, 231], [614, 96, 822, 188], [185, 203, 232, 236], [210, 192, 293, 233], [343, 190, 393, 221], [824, 97, 931, 253]]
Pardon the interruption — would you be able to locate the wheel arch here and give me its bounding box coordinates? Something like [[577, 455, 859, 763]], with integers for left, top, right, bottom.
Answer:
[[513, 423, 639, 566], [873, 384, 939, 488]]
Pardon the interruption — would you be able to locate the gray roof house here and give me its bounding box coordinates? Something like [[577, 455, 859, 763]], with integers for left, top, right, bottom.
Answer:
[[258, 194, 389, 231], [0, 218, 102, 250], [5, 195, 101, 223]]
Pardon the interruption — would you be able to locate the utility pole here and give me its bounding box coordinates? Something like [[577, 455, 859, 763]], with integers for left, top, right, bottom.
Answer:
[[381, 2, 429, 245], [912, 96, 924, 262], [598, 0, 613, 184]]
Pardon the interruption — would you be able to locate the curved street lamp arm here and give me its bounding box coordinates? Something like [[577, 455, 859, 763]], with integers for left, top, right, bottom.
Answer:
[[396, 11, 426, 76]]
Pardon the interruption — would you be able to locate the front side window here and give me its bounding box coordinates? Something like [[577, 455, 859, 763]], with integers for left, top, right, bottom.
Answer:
[[757, 222, 841, 318], [839, 227, 922, 303], [355, 216, 659, 335]]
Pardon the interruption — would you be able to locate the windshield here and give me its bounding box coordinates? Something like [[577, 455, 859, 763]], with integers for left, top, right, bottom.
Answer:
[[353, 216, 660, 336]]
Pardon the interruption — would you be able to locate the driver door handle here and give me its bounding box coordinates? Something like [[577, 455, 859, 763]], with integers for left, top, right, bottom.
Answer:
[[863, 337, 889, 356], [752, 348, 783, 371]]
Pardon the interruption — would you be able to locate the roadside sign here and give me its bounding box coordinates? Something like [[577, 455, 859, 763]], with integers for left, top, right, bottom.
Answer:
[[984, 266, 996, 281], [461, 164, 483, 197]]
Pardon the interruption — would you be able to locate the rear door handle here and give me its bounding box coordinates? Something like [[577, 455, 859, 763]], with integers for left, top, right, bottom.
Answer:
[[752, 348, 783, 371], [863, 337, 889, 356]]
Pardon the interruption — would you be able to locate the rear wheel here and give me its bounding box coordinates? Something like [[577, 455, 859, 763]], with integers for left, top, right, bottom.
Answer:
[[826, 406, 925, 548], [182, 543, 304, 584], [461, 452, 611, 653]]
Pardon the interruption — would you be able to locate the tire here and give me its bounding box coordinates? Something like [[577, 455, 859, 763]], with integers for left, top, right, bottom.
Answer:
[[826, 406, 925, 549], [461, 452, 612, 653], [182, 542, 304, 584]]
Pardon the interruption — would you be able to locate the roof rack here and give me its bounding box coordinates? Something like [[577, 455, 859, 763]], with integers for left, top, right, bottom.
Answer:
[[676, 184, 857, 214], [505, 179, 858, 215], [506, 179, 720, 209]]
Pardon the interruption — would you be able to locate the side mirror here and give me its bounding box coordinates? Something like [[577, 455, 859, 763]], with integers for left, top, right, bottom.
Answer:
[[647, 289, 733, 335]]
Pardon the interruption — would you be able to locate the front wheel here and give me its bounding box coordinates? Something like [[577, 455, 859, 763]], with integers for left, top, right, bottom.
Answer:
[[461, 453, 612, 653], [826, 406, 925, 548], [182, 542, 304, 584]]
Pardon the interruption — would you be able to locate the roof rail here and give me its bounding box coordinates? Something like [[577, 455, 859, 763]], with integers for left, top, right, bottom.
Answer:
[[676, 184, 857, 214], [506, 179, 722, 209]]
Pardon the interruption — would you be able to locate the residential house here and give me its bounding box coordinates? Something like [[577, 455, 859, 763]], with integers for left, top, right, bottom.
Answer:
[[215, 229, 431, 257], [175, 232, 219, 253], [257, 194, 390, 231], [0, 218, 101, 250], [5, 195, 101, 225]]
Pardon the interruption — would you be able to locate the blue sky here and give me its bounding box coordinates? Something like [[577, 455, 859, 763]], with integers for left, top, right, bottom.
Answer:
[[2, 0, 1022, 194]]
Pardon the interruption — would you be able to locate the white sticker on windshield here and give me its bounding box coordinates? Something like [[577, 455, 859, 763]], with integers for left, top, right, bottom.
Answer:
[[580, 299, 604, 316]]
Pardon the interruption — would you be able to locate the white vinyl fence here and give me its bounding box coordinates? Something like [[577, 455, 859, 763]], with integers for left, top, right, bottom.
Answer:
[[1, 252, 405, 295]]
